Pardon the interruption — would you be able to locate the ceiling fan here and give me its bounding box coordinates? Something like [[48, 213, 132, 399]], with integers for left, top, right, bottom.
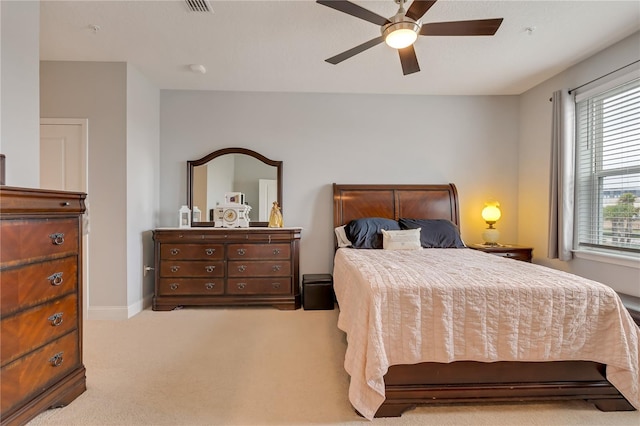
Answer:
[[317, 0, 503, 75]]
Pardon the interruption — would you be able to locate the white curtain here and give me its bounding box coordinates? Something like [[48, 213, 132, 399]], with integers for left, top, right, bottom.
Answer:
[[548, 89, 575, 261]]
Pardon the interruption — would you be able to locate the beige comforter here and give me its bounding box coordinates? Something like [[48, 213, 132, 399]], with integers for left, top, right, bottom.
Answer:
[[333, 248, 640, 420]]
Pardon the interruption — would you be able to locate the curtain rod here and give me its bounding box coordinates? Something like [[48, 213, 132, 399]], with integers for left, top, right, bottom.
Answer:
[[548, 59, 640, 102], [568, 59, 639, 94]]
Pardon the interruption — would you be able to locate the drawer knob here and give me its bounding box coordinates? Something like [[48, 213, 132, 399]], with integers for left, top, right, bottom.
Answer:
[[47, 272, 64, 286], [205, 248, 216, 256], [237, 282, 246, 290], [48, 312, 64, 326], [272, 265, 281, 272], [49, 352, 64, 367], [170, 283, 180, 291], [61, 202, 70, 206], [205, 265, 216, 273], [237, 265, 246, 272], [272, 282, 281, 289], [237, 248, 246, 256], [205, 282, 215, 290], [273, 249, 280, 255], [49, 232, 65, 245], [170, 248, 180, 255], [170, 265, 180, 273]]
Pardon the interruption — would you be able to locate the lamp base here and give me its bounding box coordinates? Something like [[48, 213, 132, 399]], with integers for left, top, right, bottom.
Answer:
[[482, 227, 500, 246]]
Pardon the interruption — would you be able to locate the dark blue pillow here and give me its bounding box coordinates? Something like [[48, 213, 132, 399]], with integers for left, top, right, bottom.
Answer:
[[399, 218, 465, 248], [345, 218, 401, 249]]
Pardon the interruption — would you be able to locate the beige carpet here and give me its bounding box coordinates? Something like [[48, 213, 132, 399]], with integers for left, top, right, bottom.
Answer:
[[28, 307, 639, 426]]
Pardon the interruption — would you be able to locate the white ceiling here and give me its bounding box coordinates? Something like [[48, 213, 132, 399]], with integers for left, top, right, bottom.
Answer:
[[39, 0, 640, 95]]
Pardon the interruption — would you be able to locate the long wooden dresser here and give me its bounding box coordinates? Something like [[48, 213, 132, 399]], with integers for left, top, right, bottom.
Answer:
[[153, 227, 301, 310], [0, 186, 86, 426]]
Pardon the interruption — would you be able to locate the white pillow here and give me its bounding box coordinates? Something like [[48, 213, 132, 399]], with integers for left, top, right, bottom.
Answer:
[[381, 228, 421, 250], [334, 225, 352, 248]]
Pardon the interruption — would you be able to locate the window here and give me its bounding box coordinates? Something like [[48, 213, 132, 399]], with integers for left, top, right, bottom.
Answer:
[[575, 77, 640, 255]]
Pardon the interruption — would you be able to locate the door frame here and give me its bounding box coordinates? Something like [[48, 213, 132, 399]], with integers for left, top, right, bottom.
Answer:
[[40, 118, 90, 320]]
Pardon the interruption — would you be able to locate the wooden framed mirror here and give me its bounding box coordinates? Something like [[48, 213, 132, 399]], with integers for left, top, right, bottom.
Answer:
[[187, 148, 282, 227]]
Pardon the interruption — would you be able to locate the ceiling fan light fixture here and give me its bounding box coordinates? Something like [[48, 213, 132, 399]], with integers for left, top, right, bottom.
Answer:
[[382, 21, 420, 49]]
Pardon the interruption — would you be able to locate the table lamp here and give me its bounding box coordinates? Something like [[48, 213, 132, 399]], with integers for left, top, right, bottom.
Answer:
[[481, 201, 501, 246]]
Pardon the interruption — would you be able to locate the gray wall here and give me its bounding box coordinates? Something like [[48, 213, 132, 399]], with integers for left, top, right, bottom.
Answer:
[[160, 91, 521, 276], [518, 32, 640, 297], [1, 1, 40, 187], [126, 64, 160, 311], [40, 61, 128, 315], [40, 61, 161, 319]]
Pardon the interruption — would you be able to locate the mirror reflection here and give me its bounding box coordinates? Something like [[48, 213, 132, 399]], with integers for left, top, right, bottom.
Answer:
[[187, 148, 282, 227]]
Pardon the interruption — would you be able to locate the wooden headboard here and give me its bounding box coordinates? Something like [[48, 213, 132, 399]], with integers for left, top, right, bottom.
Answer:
[[333, 183, 460, 228]]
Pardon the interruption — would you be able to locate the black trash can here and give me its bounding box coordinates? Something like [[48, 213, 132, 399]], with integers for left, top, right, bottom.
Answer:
[[302, 274, 334, 310]]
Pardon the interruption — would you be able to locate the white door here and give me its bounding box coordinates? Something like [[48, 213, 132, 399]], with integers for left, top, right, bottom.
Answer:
[[40, 118, 89, 319]]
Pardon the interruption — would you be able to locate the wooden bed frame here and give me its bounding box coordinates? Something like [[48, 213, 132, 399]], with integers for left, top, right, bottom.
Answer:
[[332, 183, 635, 417]]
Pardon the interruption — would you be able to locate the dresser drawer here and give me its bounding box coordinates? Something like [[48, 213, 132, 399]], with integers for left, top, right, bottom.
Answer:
[[160, 244, 224, 260], [492, 251, 532, 262], [227, 261, 291, 277], [227, 243, 290, 260], [159, 261, 224, 278], [227, 278, 292, 295], [158, 278, 224, 296], [1, 294, 78, 366], [1, 218, 79, 264], [0, 330, 80, 414], [1, 256, 77, 316]]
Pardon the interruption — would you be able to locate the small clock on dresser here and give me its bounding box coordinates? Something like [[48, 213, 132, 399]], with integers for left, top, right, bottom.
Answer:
[[213, 204, 251, 228]]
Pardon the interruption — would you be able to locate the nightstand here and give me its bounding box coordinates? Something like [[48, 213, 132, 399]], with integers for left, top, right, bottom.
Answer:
[[468, 244, 533, 263], [302, 274, 334, 310]]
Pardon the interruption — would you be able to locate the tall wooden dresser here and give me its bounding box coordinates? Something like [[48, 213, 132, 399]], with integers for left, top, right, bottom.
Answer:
[[153, 227, 301, 310], [0, 187, 86, 425]]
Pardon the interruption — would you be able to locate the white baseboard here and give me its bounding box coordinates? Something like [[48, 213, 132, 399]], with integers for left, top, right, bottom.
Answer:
[[88, 294, 153, 320]]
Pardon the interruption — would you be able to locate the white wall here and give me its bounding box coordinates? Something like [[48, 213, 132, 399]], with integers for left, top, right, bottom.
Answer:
[[0, 0, 39, 187], [518, 31, 640, 297], [125, 64, 160, 314], [160, 91, 520, 276]]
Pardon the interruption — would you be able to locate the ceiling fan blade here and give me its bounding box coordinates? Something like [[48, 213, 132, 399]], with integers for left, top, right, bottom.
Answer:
[[317, 0, 390, 26], [420, 18, 504, 36], [398, 45, 420, 75], [325, 36, 385, 65], [405, 0, 438, 21]]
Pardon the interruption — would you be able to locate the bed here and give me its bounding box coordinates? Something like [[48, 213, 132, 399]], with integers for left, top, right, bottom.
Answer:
[[332, 183, 639, 419]]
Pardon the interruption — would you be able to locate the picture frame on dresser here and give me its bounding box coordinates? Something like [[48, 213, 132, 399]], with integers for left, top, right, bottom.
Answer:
[[1, 154, 5, 186], [224, 192, 244, 204]]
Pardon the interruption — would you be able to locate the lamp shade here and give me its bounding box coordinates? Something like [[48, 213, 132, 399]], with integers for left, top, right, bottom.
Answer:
[[481, 202, 501, 224], [385, 28, 418, 49], [382, 21, 420, 49]]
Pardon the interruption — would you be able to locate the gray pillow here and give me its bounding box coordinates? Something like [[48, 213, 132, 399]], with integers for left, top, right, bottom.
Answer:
[[398, 218, 465, 248], [345, 218, 401, 249]]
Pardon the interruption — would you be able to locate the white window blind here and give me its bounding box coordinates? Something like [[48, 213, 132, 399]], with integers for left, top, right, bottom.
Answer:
[[575, 77, 640, 254]]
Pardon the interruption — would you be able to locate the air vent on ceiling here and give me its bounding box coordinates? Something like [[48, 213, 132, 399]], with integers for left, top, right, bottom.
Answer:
[[185, 0, 213, 13]]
